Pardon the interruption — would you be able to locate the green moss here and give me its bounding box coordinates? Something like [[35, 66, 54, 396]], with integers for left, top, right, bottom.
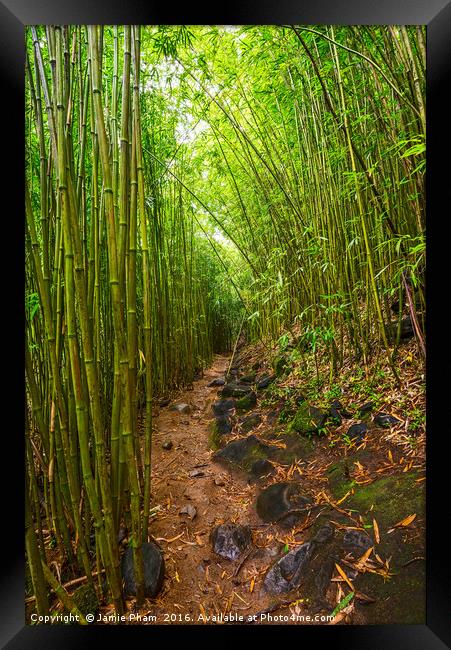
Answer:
[[357, 562, 425, 624], [326, 465, 426, 623], [208, 418, 231, 450], [348, 471, 424, 529], [236, 393, 256, 411], [208, 422, 221, 450], [273, 355, 290, 377], [287, 402, 325, 435], [240, 373, 256, 383], [72, 584, 98, 617], [329, 461, 424, 529]]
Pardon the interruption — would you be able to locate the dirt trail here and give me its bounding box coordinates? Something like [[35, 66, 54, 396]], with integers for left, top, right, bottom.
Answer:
[[145, 354, 268, 624]]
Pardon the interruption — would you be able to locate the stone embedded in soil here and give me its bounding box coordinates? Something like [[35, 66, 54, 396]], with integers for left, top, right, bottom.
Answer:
[[388, 315, 415, 342], [213, 434, 275, 472], [235, 391, 257, 411], [374, 412, 401, 428], [158, 398, 171, 407], [238, 372, 256, 384], [288, 402, 328, 435], [162, 440, 173, 450], [343, 529, 373, 553], [263, 541, 314, 595], [328, 403, 342, 425], [189, 469, 205, 478], [256, 482, 311, 528], [346, 422, 369, 441], [212, 398, 236, 416], [256, 374, 276, 390], [121, 542, 165, 598], [249, 458, 273, 480], [170, 403, 191, 414], [331, 399, 353, 419], [358, 401, 375, 418], [208, 378, 226, 387], [312, 524, 334, 544], [179, 504, 197, 519], [210, 523, 252, 560], [220, 383, 253, 399], [211, 416, 232, 436], [240, 413, 262, 433]]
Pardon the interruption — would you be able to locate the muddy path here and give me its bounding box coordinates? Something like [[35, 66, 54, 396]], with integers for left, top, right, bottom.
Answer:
[[126, 352, 425, 626]]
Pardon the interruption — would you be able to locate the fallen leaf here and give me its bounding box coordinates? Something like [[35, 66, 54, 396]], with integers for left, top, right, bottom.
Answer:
[[335, 563, 354, 590], [373, 518, 380, 544], [394, 513, 417, 528]]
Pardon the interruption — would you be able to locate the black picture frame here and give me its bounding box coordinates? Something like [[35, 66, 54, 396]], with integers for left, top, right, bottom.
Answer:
[[3, 1, 450, 647]]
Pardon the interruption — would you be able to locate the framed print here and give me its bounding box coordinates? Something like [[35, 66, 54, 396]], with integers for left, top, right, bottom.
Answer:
[[2, 0, 450, 646]]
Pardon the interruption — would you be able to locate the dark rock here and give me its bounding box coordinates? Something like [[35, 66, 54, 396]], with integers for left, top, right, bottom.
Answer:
[[240, 413, 262, 433], [162, 440, 173, 450], [374, 412, 401, 428], [346, 423, 369, 442], [288, 403, 327, 435], [249, 459, 273, 479], [328, 399, 352, 425], [208, 377, 226, 387], [235, 391, 257, 411], [389, 315, 414, 341], [212, 416, 232, 436], [158, 398, 171, 407], [400, 316, 414, 339], [358, 402, 375, 418], [210, 523, 251, 560], [313, 556, 336, 601], [121, 542, 165, 598], [312, 525, 334, 544], [343, 530, 373, 553], [263, 542, 314, 594], [328, 404, 342, 425], [239, 373, 257, 384], [220, 383, 253, 399], [170, 403, 191, 414], [256, 374, 276, 390], [256, 482, 311, 528], [212, 399, 236, 416], [213, 434, 274, 471], [331, 399, 353, 418]]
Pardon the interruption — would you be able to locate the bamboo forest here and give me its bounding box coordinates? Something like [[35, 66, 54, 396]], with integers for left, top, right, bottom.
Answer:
[[25, 25, 426, 626]]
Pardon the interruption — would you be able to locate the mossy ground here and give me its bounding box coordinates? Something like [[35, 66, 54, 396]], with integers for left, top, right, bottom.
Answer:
[[72, 584, 99, 617], [327, 463, 425, 623]]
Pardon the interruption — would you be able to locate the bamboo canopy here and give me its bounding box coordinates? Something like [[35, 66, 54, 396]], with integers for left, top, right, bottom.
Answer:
[[25, 25, 425, 616]]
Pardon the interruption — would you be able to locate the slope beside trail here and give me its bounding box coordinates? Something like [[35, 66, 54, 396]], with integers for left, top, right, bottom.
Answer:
[[117, 351, 425, 626]]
